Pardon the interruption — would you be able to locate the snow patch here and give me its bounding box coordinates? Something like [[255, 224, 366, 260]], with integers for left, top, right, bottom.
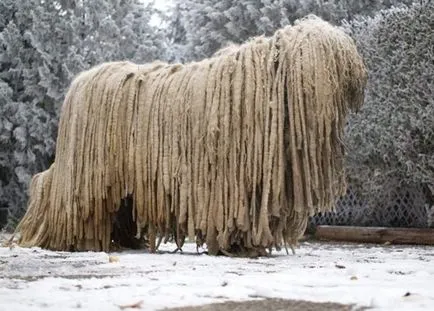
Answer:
[[0, 242, 433, 310]]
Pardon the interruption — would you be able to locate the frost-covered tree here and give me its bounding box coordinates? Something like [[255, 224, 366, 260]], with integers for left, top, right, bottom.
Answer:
[[25, 0, 165, 110], [164, 3, 188, 62], [0, 0, 165, 228], [172, 0, 284, 60], [172, 0, 414, 61], [69, 0, 165, 65], [0, 1, 59, 226], [0, 80, 56, 224], [344, 0, 434, 210]]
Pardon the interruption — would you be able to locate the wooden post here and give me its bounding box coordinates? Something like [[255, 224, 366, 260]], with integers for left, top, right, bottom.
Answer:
[[315, 226, 434, 245]]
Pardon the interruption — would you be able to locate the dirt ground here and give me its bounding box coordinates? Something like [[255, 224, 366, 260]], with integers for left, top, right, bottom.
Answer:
[[164, 298, 364, 311]]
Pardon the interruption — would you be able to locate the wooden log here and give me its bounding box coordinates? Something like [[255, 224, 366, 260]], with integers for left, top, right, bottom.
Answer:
[[315, 225, 434, 245]]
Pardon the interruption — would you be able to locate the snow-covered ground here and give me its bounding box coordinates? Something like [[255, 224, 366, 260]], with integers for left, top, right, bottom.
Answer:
[[0, 239, 433, 311]]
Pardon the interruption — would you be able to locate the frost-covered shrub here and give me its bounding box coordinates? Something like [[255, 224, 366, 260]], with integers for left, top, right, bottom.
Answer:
[[344, 1, 434, 212]]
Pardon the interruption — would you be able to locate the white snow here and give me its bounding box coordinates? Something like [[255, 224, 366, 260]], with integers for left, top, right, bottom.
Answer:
[[0, 241, 433, 310]]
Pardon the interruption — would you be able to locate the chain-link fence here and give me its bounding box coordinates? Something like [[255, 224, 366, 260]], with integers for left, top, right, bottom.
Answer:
[[309, 185, 433, 232]]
